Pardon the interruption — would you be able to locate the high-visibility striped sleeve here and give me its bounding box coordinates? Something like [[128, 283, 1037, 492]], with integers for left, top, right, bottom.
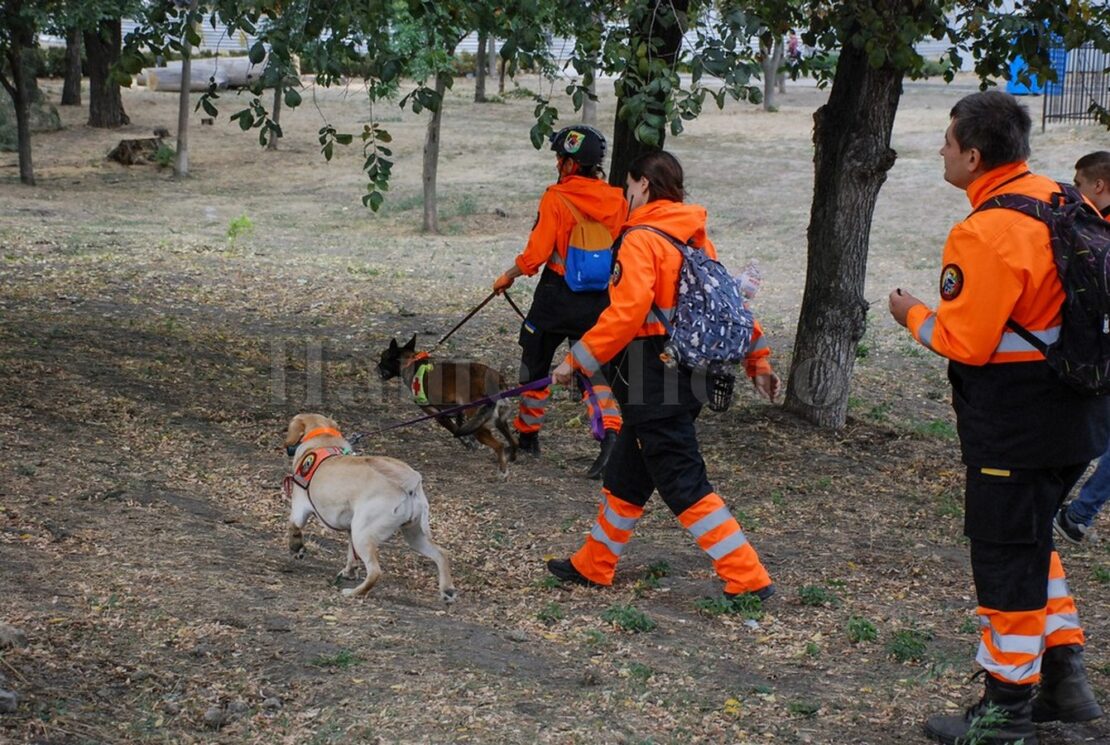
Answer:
[[744, 321, 773, 378], [567, 234, 657, 374], [515, 189, 567, 276]]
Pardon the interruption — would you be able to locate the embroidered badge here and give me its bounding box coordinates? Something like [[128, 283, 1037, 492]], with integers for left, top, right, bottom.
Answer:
[[611, 260, 623, 286], [563, 130, 584, 154], [939, 264, 964, 301], [299, 452, 316, 476]]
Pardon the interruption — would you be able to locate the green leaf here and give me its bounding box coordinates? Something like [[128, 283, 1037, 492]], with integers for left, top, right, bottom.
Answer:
[[201, 97, 218, 117], [335, 133, 353, 145], [237, 113, 253, 131], [368, 191, 384, 212], [249, 41, 266, 65]]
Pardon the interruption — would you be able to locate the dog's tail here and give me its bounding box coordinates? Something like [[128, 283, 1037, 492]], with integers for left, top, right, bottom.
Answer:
[[453, 403, 496, 437]]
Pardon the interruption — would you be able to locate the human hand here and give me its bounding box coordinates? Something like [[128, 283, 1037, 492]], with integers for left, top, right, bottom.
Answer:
[[888, 288, 921, 328], [493, 273, 514, 294], [752, 372, 781, 403], [552, 360, 574, 386]]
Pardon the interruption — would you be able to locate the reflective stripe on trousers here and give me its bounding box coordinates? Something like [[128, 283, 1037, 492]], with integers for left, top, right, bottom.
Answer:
[[975, 551, 1085, 684], [515, 388, 550, 434], [677, 493, 771, 595], [570, 488, 644, 585], [1045, 551, 1084, 648]]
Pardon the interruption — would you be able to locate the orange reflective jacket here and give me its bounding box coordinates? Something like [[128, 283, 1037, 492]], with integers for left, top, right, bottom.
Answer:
[[566, 199, 772, 379], [515, 176, 628, 277], [906, 162, 1068, 365]]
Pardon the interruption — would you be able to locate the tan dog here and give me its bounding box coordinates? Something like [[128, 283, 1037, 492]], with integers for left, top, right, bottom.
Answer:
[[284, 413, 456, 603]]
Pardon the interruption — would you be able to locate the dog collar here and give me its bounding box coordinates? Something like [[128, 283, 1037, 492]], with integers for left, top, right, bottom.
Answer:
[[302, 426, 343, 442], [403, 351, 431, 369], [288, 426, 345, 457]]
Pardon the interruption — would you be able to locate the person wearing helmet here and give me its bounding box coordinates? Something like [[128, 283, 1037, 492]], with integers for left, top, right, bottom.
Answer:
[[492, 125, 628, 479]]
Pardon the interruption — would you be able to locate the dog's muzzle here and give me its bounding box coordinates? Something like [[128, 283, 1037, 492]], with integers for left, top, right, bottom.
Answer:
[[286, 444, 299, 457]]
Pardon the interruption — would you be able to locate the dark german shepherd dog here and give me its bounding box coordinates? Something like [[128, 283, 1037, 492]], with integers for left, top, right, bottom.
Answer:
[[377, 335, 518, 475]]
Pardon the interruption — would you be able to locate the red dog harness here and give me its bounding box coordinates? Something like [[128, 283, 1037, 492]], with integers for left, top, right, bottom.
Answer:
[[292, 446, 348, 490]]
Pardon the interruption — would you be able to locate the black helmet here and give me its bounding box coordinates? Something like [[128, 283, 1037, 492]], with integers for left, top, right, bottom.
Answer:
[[549, 125, 606, 167]]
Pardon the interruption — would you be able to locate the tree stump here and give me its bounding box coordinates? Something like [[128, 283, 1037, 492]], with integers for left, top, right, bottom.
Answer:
[[107, 137, 164, 166]]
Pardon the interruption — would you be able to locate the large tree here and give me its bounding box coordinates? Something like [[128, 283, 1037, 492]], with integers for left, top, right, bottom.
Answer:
[[0, 0, 59, 185], [84, 15, 129, 127]]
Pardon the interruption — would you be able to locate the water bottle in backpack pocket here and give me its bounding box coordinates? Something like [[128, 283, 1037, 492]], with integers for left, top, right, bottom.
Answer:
[[559, 195, 615, 293], [975, 184, 1110, 395]]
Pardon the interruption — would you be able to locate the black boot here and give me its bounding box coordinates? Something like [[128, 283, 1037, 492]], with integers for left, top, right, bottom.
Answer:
[[546, 558, 598, 587], [1032, 644, 1103, 723], [924, 673, 1038, 745], [518, 431, 540, 457], [585, 430, 618, 480]]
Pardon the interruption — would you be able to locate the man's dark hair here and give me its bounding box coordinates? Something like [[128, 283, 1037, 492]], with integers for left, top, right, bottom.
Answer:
[[1076, 151, 1110, 183], [628, 150, 684, 203], [949, 91, 1031, 169]]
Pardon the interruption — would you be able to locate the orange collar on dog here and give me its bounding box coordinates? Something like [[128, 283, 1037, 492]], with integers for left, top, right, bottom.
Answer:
[[403, 351, 431, 369], [302, 426, 344, 442]]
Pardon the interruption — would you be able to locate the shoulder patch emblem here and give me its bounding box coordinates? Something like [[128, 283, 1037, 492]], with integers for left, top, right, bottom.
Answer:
[[939, 264, 964, 301], [611, 259, 622, 286]]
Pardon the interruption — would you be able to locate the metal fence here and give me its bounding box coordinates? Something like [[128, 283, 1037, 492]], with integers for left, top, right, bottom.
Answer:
[[1042, 43, 1110, 130]]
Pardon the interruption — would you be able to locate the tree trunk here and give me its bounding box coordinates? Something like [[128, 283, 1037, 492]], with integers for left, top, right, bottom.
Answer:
[[1, 46, 35, 185], [174, 52, 192, 176], [582, 70, 597, 125], [422, 71, 449, 234], [487, 35, 496, 78], [84, 18, 129, 128], [782, 41, 903, 428], [475, 30, 487, 103], [760, 38, 785, 112], [608, 0, 688, 188], [498, 54, 506, 95], [61, 27, 82, 106], [268, 84, 282, 151]]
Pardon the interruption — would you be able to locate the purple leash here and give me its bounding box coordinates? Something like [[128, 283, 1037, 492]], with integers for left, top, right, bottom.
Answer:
[[347, 376, 554, 445]]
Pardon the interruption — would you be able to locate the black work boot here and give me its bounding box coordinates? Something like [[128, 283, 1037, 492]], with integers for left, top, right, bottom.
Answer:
[[585, 430, 618, 480], [925, 673, 1038, 745], [546, 558, 598, 587], [517, 431, 540, 457], [1032, 644, 1104, 723]]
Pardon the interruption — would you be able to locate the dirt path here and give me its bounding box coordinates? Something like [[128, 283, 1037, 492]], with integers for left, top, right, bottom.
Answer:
[[1, 75, 1109, 744]]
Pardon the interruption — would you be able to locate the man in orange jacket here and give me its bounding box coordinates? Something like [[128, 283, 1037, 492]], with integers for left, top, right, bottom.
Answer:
[[492, 126, 628, 478], [889, 92, 1110, 745], [546, 150, 779, 599]]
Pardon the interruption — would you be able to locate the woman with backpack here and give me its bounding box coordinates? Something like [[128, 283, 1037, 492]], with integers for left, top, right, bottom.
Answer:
[[546, 150, 780, 597], [491, 125, 628, 479]]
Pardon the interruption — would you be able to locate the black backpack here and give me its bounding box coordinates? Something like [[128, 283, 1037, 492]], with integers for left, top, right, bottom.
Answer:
[[975, 183, 1110, 395]]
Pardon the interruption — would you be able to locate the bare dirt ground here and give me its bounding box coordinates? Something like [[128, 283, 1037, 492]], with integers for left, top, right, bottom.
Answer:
[[1, 72, 1109, 744]]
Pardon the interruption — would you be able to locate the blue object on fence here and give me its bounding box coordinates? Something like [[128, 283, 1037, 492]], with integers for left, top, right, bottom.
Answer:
[[1007, 55, 1045, 95]]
